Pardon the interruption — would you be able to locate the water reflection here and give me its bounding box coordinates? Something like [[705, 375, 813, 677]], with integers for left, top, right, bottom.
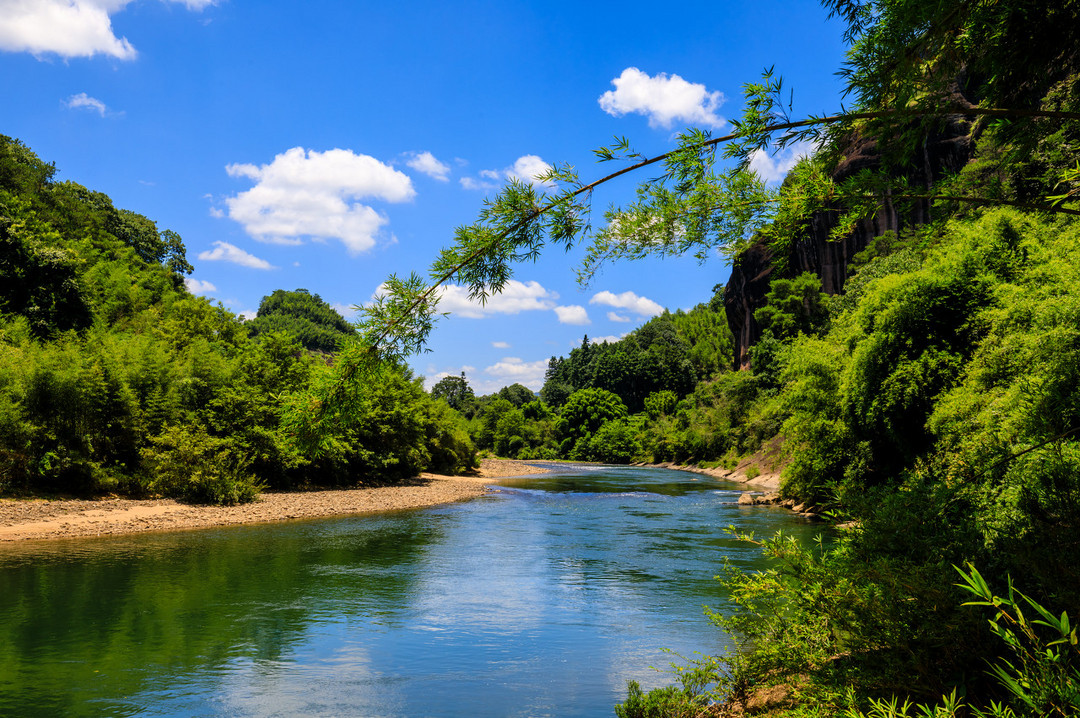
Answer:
[[0, 466, 820, 717]]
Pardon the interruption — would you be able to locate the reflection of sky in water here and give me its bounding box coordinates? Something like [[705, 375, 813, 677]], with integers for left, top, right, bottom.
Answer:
[[0, 466, 821, 718]]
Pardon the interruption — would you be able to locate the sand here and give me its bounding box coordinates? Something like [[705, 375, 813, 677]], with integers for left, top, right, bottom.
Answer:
[[0, 458, 548, 542]]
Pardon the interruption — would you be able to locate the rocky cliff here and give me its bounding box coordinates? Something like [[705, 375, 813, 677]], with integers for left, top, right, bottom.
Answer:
[[723, 121, 976, 369]]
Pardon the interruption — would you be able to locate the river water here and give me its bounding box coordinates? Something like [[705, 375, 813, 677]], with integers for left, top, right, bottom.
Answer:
[[0, 464, 819, 717]]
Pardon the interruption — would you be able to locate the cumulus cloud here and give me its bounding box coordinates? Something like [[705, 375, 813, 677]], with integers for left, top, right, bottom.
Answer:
[[554, 305, 590, 325], [65, 92, 107, 116], [587, 335, 626, 345], [483, 357, 548, 392], [0, 0, 213, 60], [423, 366, 477, 391], [437, 279, 558, 318], [197, 241, 275, 270], [492, 341, 511, 349], [599, 67, 725, 130], [331, 302, 358, 320], [183, 277, 216, 295], [607, 311, 631, 323], [0, 0, 135, 59], [224, 147, 415, 255], [749, 140, 815, 183], [590, 290, 664, 317], [459, 176, 498, 191], [506, 155, 553, 187], [461, 154, 553, 191], [406, 151, 451, 181]]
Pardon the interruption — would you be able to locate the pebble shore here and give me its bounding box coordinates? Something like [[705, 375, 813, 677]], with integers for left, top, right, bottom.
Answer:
[[0, 459, 548, 542]]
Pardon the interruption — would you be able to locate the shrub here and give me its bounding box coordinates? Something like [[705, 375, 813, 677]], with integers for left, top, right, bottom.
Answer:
[[141, 423, 262, 504]]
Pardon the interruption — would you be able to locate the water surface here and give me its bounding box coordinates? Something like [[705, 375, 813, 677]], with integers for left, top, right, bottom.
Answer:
[[0, 464, 819, 717]]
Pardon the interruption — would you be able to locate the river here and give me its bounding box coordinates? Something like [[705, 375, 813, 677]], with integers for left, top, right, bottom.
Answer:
[[0, 464, 819, 717]]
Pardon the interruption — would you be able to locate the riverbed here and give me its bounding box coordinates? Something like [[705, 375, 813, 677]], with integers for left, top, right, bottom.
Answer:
[[0, 464, 819, 717]]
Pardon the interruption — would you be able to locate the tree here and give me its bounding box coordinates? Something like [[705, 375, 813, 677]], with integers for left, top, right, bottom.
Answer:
[[753, 272, 827, 342], [247, 288, 356, 353], [430, 372, 475, 413], [497, 383, 535, 407], [555, 388, 628, 459]]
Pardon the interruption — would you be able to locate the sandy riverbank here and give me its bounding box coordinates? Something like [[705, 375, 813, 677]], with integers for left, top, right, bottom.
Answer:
[[0, 458, 548, 542]]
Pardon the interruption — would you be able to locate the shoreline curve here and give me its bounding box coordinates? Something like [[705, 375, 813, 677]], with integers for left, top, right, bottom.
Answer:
[[0, 459, 548, 543]]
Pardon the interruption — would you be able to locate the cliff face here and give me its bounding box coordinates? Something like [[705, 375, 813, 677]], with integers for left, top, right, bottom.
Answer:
[[723, 122, 975, 370]]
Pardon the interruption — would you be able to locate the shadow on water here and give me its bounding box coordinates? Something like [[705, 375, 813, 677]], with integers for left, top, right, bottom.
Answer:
[[0, 465, 822, 718]]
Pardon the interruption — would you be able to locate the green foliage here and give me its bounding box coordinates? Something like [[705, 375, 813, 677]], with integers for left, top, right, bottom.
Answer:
[[584, 419, 640, 464], [141, 424, 262, 505], [643, 390, 678, 419], [615, 667, 720, 718], [841, 566, 1080, 718], [0, 193, 92, 337], [419, 396, 477, 474], [0, 136, 477, 501], [497, 382, 535, 407], [246, 288, 356, 353], [753, 271, 828, 342], [283, 352, 474, 485], [958, 565, 1080, 717], [430, 372, 476, 414], [539, 307, 726, 415], [555, 388, 629, 459]]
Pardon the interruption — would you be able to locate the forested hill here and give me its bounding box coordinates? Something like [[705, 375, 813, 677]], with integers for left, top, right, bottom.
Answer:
[[0, 135, 475, 504], [541, 302, 732, 412]]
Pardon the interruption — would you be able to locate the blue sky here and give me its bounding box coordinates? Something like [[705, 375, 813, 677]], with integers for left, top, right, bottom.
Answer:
[[1, 0, 848, 394]]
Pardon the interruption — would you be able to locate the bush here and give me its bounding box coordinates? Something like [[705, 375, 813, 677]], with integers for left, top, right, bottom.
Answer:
[[141, 423, 263, 505], [586, 419, 640, 464]]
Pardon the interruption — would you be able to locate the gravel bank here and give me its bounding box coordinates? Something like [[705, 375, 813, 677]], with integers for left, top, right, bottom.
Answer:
[[0, 458, 548, 542]]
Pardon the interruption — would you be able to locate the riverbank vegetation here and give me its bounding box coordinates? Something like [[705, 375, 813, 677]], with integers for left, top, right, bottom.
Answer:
[[354, 0, 1080, 714], [4, 0, 1080, 712], [0, 138, 476, 504]]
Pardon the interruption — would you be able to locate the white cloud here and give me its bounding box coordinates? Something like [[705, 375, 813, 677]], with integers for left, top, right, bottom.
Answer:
[[599, 67, 725, 130], [607, 311, 631, 323], [438, 279, 558, 318], [331, 302, 358, 320], [224, 147, 415, 255], [422, 365, 477, 391], [492, 341, 511, 349], [590, 290, 664, 317], [554, 305, 590, 325], [483, 357, 548, 392], [183, 277, 216, 295], [0, 0, 213, 60], [587, 334, 627, 345], [506, 155, 553, 188], [459, 176, 497, 191], [0, 0, 136, 59], [197, 241, 275, 270], [65, 92, 106, 116], [406, 151, 450, 181], [461, 154, 553, 191], [749, 140, 814, 183]]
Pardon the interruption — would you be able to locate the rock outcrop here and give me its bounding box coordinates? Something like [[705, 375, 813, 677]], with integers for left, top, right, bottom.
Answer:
[[723, 120, 976, 369]]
